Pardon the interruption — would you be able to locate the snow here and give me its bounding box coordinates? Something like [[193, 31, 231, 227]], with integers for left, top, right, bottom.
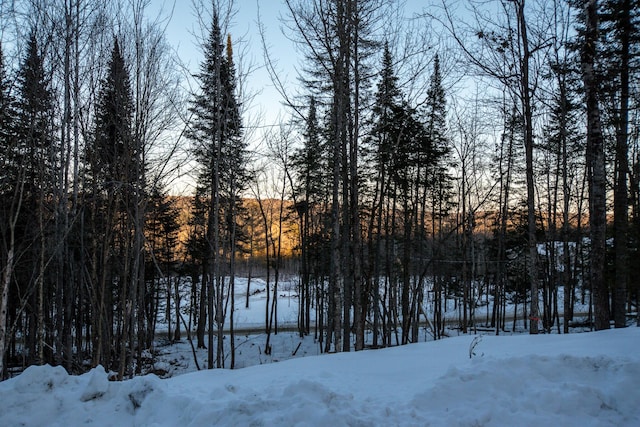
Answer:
[[2, 327, 639, 426]]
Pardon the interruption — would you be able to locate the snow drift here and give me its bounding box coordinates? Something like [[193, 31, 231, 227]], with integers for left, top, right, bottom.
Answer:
[[1, 327, 638, 426]]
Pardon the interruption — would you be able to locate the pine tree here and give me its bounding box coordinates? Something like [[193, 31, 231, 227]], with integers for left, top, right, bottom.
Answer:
[[423, 54, 451, 195], [598, 0, 639, 328], [92, 38, 135, 190], [291, 96, 327, 337], [418, 54, 452, 337], [0, 42, 17, 188], [88, 38, 141, 375], [0, 41, 18, 380], [582, 0, 610, 331], [13, 32, 56, 364], [366, 43, 435, 345], [14, 33, 56, 215], [292, 97, 326, 209], [369, 42, 404, 179], [0, 41, 18, 203], [188, 11, 245, 369], [542, 50, 584, 332], [366, 42, 405, 348]]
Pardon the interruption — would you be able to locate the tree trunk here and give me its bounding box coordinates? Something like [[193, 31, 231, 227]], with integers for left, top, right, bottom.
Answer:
[[515, 0, 539, 335], [613, 0, 630, 328], [582, 0, 610, 330], [0, 246, 13, 380]]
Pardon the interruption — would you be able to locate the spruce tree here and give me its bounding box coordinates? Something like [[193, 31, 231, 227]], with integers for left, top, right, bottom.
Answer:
[[14, 33, 56, 208], [93, 38, 135, 191], [369, 42, 404, 178], [366, 42, 404, 348], [599, 0, 639, 328], [416, 53, 452, 338], [367, 42, 430, 345], [0, 41, 18, 207], [542, 55, 584, 333], [0, 41, 18, 379], [188, 11, 245, 369], [0, 42, 17, 187], [89, 38, 140, 375], [423, 54, 451, 196], [13, 32, 56, 364], [291, 96, 327, 336]]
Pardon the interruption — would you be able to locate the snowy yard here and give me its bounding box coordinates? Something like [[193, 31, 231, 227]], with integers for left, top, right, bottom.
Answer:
[[1, 326, 638, 426], [2, 276, 638, 426]]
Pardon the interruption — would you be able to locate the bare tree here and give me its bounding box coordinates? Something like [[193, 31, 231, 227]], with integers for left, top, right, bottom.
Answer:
[[283, 0, 384, 352], [434, 0, 555, 334]]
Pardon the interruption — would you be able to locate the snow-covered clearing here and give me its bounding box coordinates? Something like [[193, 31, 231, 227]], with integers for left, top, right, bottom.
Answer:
[[1, 276, 636, 425], [1, 327, 638, 426]]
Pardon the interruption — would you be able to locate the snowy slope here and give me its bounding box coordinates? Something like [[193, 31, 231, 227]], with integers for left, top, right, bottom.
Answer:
[[1, 327, 638, 426]]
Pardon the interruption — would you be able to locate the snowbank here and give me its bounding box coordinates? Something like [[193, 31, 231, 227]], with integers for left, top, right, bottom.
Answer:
[[1, 328, 638, 426]]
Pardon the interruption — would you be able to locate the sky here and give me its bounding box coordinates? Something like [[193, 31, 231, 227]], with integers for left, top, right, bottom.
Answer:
[[153, 0, 432, 127], [134, 0, 300, 194], [148, 0, 435, 194], [151, 0, 299, 128]]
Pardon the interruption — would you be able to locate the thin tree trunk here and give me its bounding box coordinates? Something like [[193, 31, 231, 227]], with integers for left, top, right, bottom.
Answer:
[[0, 246, 14, 380], [230, 192, 237, 368], [351, 0, 363, 351], [515, 1, 540, 335]]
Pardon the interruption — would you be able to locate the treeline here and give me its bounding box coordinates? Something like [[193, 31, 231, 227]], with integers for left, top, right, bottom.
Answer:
[[1, 0, 639, 380], [0, 1, 185, 379], [274, 0, 640, 352]]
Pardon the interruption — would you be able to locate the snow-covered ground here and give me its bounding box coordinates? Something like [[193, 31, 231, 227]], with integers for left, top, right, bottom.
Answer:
[[2, 276, 637, 425], [1, 327, 638, 426], [149, 275, 592, 376]]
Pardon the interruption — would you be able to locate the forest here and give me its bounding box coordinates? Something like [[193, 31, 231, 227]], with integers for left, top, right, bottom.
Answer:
[[0, 0, 638, 380]]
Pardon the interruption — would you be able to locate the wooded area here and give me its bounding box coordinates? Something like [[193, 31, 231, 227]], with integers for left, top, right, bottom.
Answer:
[[0, 0, 638, 380]]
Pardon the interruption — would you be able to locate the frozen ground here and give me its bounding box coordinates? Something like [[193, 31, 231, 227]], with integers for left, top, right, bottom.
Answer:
[[1, 327, 638, 426]]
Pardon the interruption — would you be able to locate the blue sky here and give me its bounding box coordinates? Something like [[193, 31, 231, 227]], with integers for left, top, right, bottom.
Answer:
[[152, 0, 298, 128], [154, 0, 432, 127]]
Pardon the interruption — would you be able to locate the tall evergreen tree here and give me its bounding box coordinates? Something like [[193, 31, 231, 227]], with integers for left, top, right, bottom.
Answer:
[[88, 38, 141, 376], [0, 41, 18, 202], [366, 44, 448, 345], [419, 53, 452, 337], [598, 0, 640, 327], [0, 41, 18, 379], [542, 48, 584, 333], [0, 42, 17, 185], [366, 42, 408, 347], [13, 32, 56, 365], [369, 42, 404, 180], [291, 96, 327, 337], [92, 39, 135, 190], [188, 11, 245, 369], [423, 54, 452, 197], [582, 0, 610, 330]]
